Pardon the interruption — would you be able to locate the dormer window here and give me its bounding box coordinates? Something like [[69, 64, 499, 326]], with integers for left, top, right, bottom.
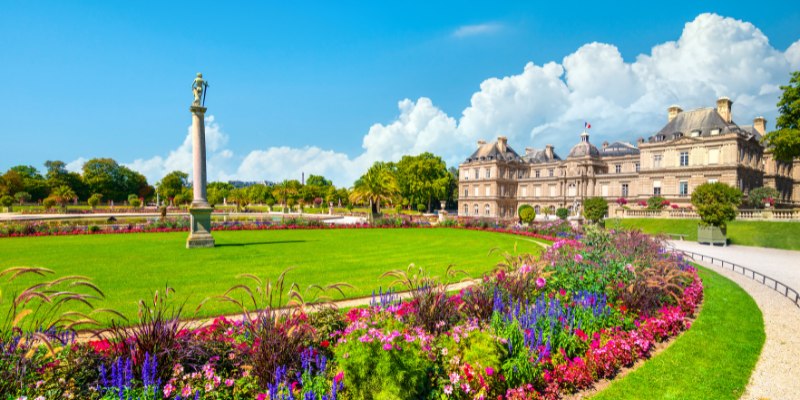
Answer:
[[690, 130, 701, 137], [710, 128, 720, 136]]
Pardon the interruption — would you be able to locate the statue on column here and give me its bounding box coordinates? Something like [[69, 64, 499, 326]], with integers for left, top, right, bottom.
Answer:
[[192, 73, 209, 106]]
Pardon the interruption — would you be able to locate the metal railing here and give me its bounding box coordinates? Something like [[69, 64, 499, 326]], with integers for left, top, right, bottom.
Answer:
[[678, 249, 800, 309]]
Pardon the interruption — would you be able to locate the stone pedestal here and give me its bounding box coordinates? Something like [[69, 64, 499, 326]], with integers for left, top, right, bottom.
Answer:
[[187, 206, 215, 248]]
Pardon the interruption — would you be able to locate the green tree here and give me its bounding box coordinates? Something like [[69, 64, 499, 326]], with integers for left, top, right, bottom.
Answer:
[[272, 180, 302, 209], [396, 153, 452, 212], [158, 171, 189, 204], [518, 204, 536, 224], [42, 197, 56, 210], [87, 193, 103, 210], [556, 207, 569, 220], [747, 186, 780, 208], [8, 165, 48, 200], [50, 185, 77, 211], [350, 162, 399, 215], [647, 196, 667, 210], [0, 195, 13, 211], [305, 174, 332, 187], [207, 181, 234, 206], [763, 71, 800, 161], [0, 170, 24, 196], [82, 158, 149, 201], [583, 197, 609, 224], [691, 182, 742, 229], [13, 192, 31, 205], [45, 160, 88, 201]]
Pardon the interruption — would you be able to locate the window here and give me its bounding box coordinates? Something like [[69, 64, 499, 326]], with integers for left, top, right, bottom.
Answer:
[[679, 181, 689, 196], [708, 178, 718, 184], [521, 186, 528, 197], [568, 184, 577, 197], [549, 185, 556, 197], [474, 204, 478, 215], [485, 204, 490, 216], [535, 170, 540, 178], [708, 148, 719, 165], [680, 152, 689, 166], [621, 183, 629, 197], [653, 180, 662, 196], [486, 169, 491, 179], [463, 171, 468, 180], [690, 130, 701, 137], [601, 184, 609, 196], [463, 188, 468, 197], [653, 154, 662, 168], [548, 169, 554, 177], [463, 204, 468, 216], [534, 186, 542, 197], [615, 164, 622, 173], [485, 186, 491, 196], [474, 169, 479, 179], [710, 128, 720, 136], [518, 170, 524, 178], [474, 187, 479, 196], [534, 205, 540, 214], [635, 162, 640, 172]]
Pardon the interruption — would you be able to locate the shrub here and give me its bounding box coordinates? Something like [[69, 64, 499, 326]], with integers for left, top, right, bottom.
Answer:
[[129, 198, 141, 208], [13, 192, 30, 205], [416, 203, 427, 212], [747, 186, 779, 208], [647, 196, 666, 210], [518, 204, 535, 224], [0, 195, 13, 210], [556, 207, 569, 220], [88, 193, 102, 209], [42, 197, 57, 210], [691, 182, 742, 228], [382, 265, 463, 334], [582, 197, 608, 224]]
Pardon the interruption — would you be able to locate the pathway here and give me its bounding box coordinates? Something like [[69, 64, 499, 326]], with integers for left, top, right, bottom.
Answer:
[[669, 241, 800, 400]]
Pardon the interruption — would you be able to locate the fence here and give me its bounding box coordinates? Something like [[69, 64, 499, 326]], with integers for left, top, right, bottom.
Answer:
[[678, 249, 800, 309], [619, 208, 800, 220]]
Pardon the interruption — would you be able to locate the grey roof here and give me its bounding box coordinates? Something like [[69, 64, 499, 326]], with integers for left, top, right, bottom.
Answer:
[[739, 125, 762, 141], [521, 148, 562, 163], [649, 108, 759, 142], [568, 133, 600, 158], [465, 140, 522, 163], [600, 141, 640, 157]]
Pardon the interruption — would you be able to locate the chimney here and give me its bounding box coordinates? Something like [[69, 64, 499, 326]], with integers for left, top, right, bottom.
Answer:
[[525, 147, 535, 155], [602, 141, 609, 149], [717, 97, 733, 123], [637, 137, 645, 145], [545, 144, 554, 159], [477, 139, 486, 148], [753, 116, 766, 135], [668, 105, 683, 122], [497, 136, 508, 153]]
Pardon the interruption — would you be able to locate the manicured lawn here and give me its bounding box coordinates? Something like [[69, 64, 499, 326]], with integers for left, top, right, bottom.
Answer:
[[591, 266, 764, 400], [0, 228, 542, 326], [609, 218, 800, 250]]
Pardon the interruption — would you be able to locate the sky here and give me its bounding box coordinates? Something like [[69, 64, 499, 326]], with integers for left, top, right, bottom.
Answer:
[[1, 1, 799, 186]]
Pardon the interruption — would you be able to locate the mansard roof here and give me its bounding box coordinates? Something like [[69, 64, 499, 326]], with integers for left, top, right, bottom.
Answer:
[[465, 140, 522, 163], [521, 148, 561, 163], [649, 108, 760, 142], [600, 141, 640, 157]]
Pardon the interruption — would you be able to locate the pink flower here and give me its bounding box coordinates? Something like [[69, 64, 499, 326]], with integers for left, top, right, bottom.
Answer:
[[257, 394, 267, 400], [181, 385, 193, 398], [383, 342, 393, 351], [485, 366, 494, 376], [334, 371, 344, 383], [519, 264, 531, 274], [444, 384, 453, 394], [163, 384, 175, 397], [535, 277, 546, 289], [224, 378, 234, 387], [574, 254, 584, 263]]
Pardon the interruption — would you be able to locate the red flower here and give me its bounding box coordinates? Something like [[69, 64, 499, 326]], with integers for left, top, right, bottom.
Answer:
[[320, 340, 330, 348]]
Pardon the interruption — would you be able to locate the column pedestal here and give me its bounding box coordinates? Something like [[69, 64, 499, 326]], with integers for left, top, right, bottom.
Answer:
[[187, 206, 215, 248]]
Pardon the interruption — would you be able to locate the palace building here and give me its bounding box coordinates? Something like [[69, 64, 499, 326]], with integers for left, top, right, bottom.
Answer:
[[458, 97, 799, 219]]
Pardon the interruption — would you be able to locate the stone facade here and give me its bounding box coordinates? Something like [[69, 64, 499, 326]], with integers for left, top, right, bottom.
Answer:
[[458, 97, 798, 219]]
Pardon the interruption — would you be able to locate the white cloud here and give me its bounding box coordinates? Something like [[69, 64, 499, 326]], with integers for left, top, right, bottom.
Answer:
[[452, 23, 503, 38], [65, 157, 87, 173], [115, 13, 798, 187]]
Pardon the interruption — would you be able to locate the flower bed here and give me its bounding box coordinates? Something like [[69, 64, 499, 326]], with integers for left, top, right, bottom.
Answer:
[[1, 228, 701, 399]]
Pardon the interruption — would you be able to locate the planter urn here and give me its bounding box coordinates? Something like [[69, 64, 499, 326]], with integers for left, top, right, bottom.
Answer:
[[697, 225, 727, 246]]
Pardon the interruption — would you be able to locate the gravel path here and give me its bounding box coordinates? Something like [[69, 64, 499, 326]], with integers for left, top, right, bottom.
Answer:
[[670, 241, 800, 400]]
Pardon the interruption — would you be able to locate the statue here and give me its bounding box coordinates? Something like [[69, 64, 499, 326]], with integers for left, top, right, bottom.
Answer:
[[192, 73, 209, 106]]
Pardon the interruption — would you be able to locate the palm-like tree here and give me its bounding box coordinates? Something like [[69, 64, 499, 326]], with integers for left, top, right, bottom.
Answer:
[[350, 162, 399, 216], [50, 185, 77, 211], [272, 180, 301, 212]]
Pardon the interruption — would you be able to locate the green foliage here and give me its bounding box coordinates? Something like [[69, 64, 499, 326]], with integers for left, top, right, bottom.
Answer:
[[647, 196, 667, 210], [518, 204, 535, 224], [0, 195, 13, 208], [556, 207, 569, 220], [42, 197, 56, 210], [207, 181, 234, 206], [747, 186, 779, 208], [87, 193, 103, 209], [157, 170, 189, 200], [351, 162, 399, 215], [691, 182, 742, 228], [173, 193, 189, 206], [13, 191, 30, 205], [763, 71, 800, 161], [582, 197, 608, 223], [416, 203, 426, 212], [395, 152, 454, 213], [82, 158, 148, 201], [50, 185, 77, 209]]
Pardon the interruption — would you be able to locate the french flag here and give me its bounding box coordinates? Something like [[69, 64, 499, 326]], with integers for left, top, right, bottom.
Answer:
[[584, 122, 591, 129]]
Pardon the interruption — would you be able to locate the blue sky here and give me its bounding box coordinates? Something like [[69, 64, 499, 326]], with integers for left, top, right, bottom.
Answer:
[[2, 1, 799, 185]]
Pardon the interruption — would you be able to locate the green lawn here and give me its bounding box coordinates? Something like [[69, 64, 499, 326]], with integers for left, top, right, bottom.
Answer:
[[608, 218, 800, 250], [591, 266, 764, 400], [0, 228, 542, 326]]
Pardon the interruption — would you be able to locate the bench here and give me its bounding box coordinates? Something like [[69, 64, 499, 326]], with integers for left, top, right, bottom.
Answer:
[[667, 233, 687, 240]]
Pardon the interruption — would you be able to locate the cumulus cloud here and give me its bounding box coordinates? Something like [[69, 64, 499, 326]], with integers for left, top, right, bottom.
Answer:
[[452, 23, 503, 38], [117, 13, 799, 187]]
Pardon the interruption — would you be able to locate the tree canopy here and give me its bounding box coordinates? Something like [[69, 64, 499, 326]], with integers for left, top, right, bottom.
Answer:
[[691, 182, 742, 229], [350, 162, 399, 215], [582, 197, 609, 224], [395, 153, 454, 212], [763, 71, 800, 161]]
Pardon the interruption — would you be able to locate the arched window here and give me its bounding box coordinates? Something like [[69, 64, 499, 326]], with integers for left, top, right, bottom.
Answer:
[[485, 204, 491, 216], [474, 204, 479, 215], [534, 205, 540, 214], [463, 204, 468, 215]]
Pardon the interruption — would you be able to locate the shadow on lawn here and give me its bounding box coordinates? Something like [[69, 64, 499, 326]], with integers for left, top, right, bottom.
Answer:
[[215, 240, 310, 247]]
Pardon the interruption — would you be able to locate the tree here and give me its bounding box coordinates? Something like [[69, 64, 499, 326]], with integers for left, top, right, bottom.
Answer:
[[8, 165, 48, 200], [747, 186, 780, 208], [14, 192, 31, 205], [305, 174, 332, 187], [83, 158, 149, 201], [88, 193, 103, 210], [396, 153, 452, 212], [272, 180, 301, 209], [763, 71, 800, 161], [350, 162, 399, 215], [0, 195, 13, 211], [556, 207, 569, 220], [647, 196, 667, 210], [158, 171, 189, 204], [691, 182, 742, 229], [518, 204, 535, 224], [0, 170, 24, 196], [45, 160, 87, 201], [583, 197, 609, 224], [207, 182, 234, 206], [50, 185, 77, 211], [42, 197, 56, 210]]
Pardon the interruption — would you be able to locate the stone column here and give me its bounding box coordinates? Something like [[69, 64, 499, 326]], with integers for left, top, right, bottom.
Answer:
[[187, 104, 215, 248]]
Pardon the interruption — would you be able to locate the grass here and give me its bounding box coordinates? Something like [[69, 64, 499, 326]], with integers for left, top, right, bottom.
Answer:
[[608, 218, 800, 250], [591, 266, 765, 400], [0, 228, 543, 326]]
